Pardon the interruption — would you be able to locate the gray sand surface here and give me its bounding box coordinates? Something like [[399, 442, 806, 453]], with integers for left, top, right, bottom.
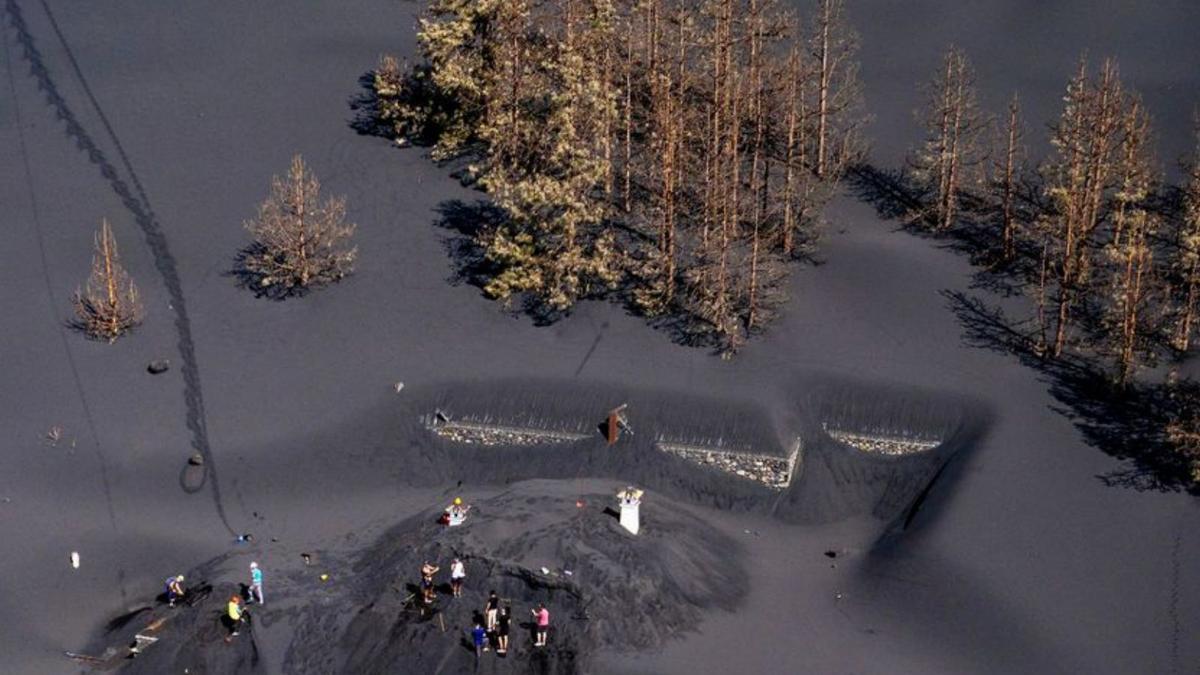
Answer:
[[1, 1, 1198, 673]]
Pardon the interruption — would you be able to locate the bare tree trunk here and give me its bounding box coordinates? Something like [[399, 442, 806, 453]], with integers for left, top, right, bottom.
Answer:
[[815, 0, 832, 179], [1000, 94, 1020, 261], [623, 25, 633, 213], [748, 220, 761, 330], [1176, 265, 1199, 351], [1036, 238, 1049, 354], [782, 49, 798, 255]]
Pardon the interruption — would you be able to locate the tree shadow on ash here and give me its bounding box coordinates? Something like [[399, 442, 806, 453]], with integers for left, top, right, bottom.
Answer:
[[432, 198, 720, 348], [847, 163, 1044, 299], [347, 71, 395, 140], [225, 244, 316, 301], [942, 290, 1198, 493]]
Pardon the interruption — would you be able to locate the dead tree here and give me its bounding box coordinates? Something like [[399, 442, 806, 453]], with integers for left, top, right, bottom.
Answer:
[[1042, 58, 1124, 357], [241, 155, 357, 295], [910, 46, 988, 232], [810, 0, 862, 180], [1170, 116, 1200, 351], [1100, 99, 1157, 384], [73, 219, 143, 342], [993, 93, 1025, 262]]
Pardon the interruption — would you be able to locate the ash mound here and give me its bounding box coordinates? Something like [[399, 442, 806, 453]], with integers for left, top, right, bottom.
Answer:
[[87, 579, 266, 675], [287, 482, 747, 674]]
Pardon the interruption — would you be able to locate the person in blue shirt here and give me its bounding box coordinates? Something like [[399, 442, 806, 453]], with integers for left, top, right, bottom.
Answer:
[[249, 562, 264, 605], [471, 622, 488, 659]]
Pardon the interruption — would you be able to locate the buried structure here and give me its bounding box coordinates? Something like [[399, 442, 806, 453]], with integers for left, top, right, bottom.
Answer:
[[81, 375, 987, 674]]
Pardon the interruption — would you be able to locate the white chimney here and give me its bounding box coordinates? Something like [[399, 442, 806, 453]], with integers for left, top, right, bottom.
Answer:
[[616, 487, 644, 535]]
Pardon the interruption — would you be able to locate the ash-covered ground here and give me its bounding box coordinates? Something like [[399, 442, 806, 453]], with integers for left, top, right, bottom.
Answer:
[[3, 1, 1199, 674]]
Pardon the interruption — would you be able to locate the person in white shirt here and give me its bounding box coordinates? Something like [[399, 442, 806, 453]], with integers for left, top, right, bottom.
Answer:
[[450, 558, 466, 597]]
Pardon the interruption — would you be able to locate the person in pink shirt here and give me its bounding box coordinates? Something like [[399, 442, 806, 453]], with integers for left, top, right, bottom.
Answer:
[[531, 603, 550, 647]]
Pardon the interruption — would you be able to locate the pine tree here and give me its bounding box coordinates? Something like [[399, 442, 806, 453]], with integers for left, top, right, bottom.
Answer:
[[1041, 57, 1125, 357], [1170, 116, 1200, 351], [993, 94, 1025, 262], [1100, 99, 1158, 384], [809, 0, 864, 180], [383, 0, 866, 350], [478, 0, 620, 312], [910, 46, 988, 232], [73, 219, 143, 342], [241, 155, 357, 294]]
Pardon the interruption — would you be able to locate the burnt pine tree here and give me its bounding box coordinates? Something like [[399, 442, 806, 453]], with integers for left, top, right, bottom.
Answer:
[[1170, 117, 1200, 352], [910, 46, 988, 232], [73, 219, 143, 342], [1040, 58, 1125, 357], [810, 0, 864, 181], [993, 93, 1026, 263], [1099, 99, 1158, 385], [242, 155, 357, 295], [383, 0, 866, 351]]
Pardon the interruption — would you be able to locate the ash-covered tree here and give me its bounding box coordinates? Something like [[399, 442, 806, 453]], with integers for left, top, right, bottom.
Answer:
[[1169, 116, 1200, 352], [476, 0, 622, 313], [909, 46, 989, 232], [73, 219, 143, 342], [380, 0, 866, 352], [1038, 57, 1126, 357], [809, 0, 865, 180], [240, 155, 357, 295], [1097, 99, 1159, 385], [992, 93, 1026, 263]]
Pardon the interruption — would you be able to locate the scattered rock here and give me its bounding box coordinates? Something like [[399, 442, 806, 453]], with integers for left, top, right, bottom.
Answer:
[[434, 423, 582, 447], [825, 428, 940, 455], [147, 359, 171, 375]]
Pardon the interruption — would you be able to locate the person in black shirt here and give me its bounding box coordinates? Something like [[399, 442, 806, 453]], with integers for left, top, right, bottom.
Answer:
[[484, 590, 500, 632], [496, 606, 511, 654]]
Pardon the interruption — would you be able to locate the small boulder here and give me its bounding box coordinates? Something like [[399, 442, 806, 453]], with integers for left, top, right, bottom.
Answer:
[[147, 360, 170, 375], [188, 453, 205, 467]]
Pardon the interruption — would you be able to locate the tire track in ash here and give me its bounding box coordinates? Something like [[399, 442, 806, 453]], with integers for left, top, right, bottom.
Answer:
[[5, 0, 235, 534], [2, 5, 119, 535]]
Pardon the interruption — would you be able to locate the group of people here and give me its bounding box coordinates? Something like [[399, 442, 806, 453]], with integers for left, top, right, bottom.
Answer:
[[471, 594, 551, 657], [166, 561, 264, 641], [471, 590, 514, 656], [423, 558, 553, 657]]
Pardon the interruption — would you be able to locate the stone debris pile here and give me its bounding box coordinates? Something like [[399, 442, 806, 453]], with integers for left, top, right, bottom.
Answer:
[[825, 428, 940, 455], [656, 442, 799, 489]]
